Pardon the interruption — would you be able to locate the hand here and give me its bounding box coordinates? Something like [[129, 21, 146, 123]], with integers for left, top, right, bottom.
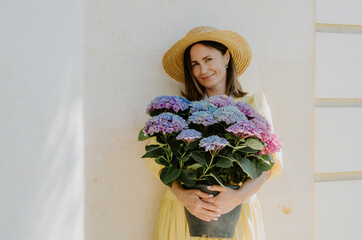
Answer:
[[170, 181, 222, 222], [201, 185, 245, 215]]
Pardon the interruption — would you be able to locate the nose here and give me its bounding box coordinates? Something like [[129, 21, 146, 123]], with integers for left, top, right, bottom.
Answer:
[[200, 63, 208, 74]]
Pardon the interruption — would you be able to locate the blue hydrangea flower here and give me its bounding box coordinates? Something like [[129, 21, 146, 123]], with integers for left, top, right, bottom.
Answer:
[[199, 135, 229, 152], [212, 105, 248, 125], [188, 111, 217, 126], [146, 95, 190, 114], [189, 100, 216, 113], [143, 112, 188, 135], [206, 95, 234, 107], [176, 129, 202, 143]]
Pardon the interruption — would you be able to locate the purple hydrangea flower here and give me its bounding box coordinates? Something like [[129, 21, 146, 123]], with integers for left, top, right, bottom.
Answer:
[[234, 101, 257, 118], [212, 105, 248, 125], [146, 95, 190, 114], [143, 112, 188, 136], [176, 129, 202, 143], [226, 120, 262, 139], [199, 135, 229, 152], [206, 95, 234, 108], [251, 113, 272, 133], [189, 100, 216, 113], [188, 111, 217, 126]]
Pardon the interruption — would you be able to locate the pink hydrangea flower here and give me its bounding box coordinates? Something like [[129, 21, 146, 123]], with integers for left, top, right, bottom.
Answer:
[[259, 133, 282, 155]]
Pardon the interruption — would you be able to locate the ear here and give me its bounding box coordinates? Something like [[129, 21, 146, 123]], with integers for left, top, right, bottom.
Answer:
[[224, 49, 230, 65]]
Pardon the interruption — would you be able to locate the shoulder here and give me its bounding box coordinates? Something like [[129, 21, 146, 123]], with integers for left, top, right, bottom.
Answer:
[[234, 92, 267, 106]]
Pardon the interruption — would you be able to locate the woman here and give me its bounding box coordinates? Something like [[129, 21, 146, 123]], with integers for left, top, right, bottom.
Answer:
[[146, 26, 283, 240]]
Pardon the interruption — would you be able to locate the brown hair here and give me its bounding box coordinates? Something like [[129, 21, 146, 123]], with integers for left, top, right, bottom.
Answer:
[[181, 41, 247, 101]]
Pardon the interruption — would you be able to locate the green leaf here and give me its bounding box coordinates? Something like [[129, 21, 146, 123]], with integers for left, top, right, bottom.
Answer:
[[246, 138, 264, 150], [234, 157, 258, 179], [238, 147, 258, 153], [138, 128, 150, 141], [255, 158, 272, 171], [261, 154, 274, 163], [186, 163, 203, 171], [142, 150, 164, 158], [254, 168, 263, 178], [209, 173, 225, 187], [155, 156, 168, 166], [141, 146, 164, 158], [145, 145, 161, 152], [215, 156, 233, 168], [160, 166, 181, 187], [191, 151, 207, 166], [179, 170, 196, 186], [168, 140, 182, 153]]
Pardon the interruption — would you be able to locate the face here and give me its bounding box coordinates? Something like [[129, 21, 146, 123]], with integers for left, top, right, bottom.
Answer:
[[189, 43, 230, 94]]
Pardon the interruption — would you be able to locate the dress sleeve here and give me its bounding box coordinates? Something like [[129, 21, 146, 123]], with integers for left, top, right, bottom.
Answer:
[[144, 137, 164, 179], [253, 93, 283, 180]]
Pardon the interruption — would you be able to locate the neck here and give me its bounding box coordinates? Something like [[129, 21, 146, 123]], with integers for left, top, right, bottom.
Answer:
[[205, 87, 227, 97]]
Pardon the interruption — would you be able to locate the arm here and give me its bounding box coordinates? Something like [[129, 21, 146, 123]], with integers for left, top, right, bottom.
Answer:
[[157, 168, 222, 222], [203, 170, 272, 214], [168, 180, 222, 222]]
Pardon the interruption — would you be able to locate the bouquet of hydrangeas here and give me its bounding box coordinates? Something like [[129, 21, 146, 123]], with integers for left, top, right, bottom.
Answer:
[[138, 95, 281, 188]]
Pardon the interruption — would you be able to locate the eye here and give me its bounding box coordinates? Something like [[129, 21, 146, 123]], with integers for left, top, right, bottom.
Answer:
[[191, 62, 199, 68], [205, 58, 212, 62]]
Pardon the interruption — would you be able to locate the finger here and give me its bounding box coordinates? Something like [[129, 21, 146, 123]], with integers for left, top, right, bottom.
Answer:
[[196, 212, 218, 222], [207, 185, 225, 192], [195, 190, 214, 199], [198, 208, 221, 219], [186, 204, 220, 220], [201, 197, 216, 204], [199, 200, 222, 213], [201, 197, 212, 203], [186, 208, 211, 221]]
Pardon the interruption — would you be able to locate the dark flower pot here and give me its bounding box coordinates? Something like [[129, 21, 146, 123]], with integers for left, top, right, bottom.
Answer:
[[184, 184, 241, 239]]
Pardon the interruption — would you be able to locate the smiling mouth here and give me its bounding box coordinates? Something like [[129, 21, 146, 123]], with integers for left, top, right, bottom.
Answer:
[[202, 73, 214, 80]]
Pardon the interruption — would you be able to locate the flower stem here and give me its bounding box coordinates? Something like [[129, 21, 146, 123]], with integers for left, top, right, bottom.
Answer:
[[232, 139, 241, 155], [162, 144, 173, 163], [203, 153, 215, 175]]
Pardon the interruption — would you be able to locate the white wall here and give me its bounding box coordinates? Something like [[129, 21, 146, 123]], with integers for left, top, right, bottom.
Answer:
[[314, 1, 362, 239], [84, 0, 314, 239], [0, 1, 84, 240]]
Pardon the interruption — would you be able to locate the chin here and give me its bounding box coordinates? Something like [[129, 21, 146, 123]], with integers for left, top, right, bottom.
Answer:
[[204, 82, 218, 89]]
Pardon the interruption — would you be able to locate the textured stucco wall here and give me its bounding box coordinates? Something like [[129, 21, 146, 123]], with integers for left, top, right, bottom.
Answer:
[[84, 1, 314, 239], [1, 1, 360, 239]]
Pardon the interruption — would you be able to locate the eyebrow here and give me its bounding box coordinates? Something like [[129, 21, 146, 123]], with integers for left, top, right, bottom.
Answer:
[[191, 55, 211, 63]]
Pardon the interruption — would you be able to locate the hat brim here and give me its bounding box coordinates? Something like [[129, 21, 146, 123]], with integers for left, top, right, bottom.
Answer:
[[162, 29, 252, 83]]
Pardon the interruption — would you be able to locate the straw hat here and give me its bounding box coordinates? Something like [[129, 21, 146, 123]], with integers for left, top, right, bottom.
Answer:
[[162, 26, 252, 83]]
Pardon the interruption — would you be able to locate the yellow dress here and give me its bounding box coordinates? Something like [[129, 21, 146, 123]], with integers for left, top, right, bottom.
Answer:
[[146, 93, 283, 240]]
